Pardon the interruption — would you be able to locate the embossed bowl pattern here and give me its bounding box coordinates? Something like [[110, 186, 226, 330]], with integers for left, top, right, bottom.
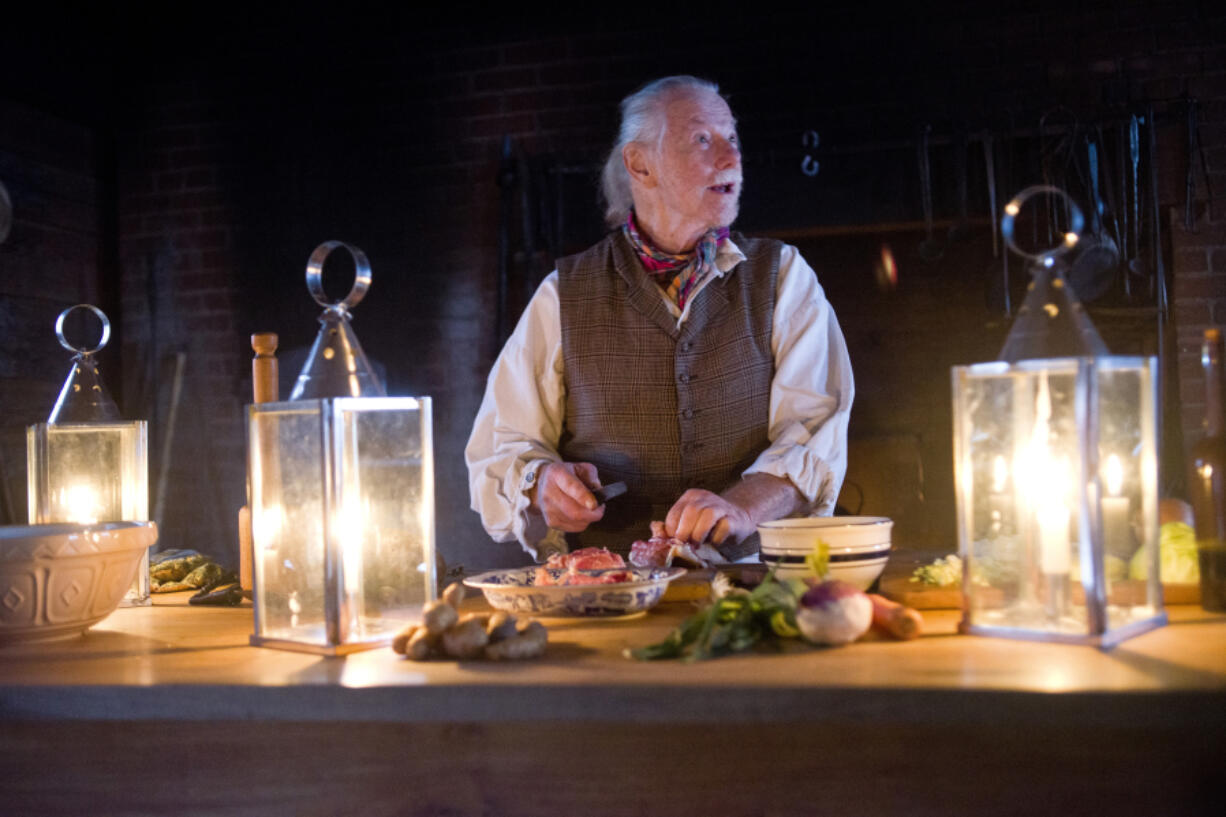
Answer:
[[0, 522, 158, 644]]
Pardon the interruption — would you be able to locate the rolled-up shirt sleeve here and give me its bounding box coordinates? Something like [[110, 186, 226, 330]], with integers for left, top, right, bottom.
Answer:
[[742, 244, 854, 515], [464, 273, 569, 560]]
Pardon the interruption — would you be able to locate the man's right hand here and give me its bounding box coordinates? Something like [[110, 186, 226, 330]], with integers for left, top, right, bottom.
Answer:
[[530, 462, 605, 532]]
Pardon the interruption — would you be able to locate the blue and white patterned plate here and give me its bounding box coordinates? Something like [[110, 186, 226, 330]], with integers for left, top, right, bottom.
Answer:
[[463, 566, 686, 617]]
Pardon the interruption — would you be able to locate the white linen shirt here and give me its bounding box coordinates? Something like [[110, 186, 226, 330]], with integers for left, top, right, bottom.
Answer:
[[465, 237, 854, 560]]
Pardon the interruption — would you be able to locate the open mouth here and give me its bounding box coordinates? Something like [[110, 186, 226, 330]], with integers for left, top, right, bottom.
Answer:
[[708, 183, 737, 194]]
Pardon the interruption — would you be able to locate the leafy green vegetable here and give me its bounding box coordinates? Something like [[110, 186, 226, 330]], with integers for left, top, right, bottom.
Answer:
[[1129, 521, 1200, 584], [910, 554, 963, 587], [627, 542, 827, 662]]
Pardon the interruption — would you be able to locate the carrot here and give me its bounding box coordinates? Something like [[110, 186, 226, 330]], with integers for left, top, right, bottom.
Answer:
[[867, 593, 923, 640]]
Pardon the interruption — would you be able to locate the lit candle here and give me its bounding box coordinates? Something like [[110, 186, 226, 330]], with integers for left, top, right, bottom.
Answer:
[[1101, 454, 1132, 559], [988, 454, 1011, 532], [1021, 374, 1070, 576], [1037, 457, 1071, 575], [1038, 496, 1071, 574]]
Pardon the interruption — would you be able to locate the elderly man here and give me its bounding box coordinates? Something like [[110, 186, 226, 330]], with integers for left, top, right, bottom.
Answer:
[[466, 75, 853, 561]]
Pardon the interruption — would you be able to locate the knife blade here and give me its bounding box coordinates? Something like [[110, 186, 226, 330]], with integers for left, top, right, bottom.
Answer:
[[592, 481, 627, 504]]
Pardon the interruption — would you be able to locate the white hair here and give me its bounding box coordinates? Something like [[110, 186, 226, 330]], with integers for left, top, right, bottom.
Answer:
[[599, 75, 722, 229]]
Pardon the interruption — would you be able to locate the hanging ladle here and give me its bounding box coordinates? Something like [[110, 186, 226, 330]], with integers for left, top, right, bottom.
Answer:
[[917, 125, 943, 260], [1068, 134, 1120, 302]]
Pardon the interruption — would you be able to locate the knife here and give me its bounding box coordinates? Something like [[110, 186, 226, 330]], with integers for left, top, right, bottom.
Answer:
[[592, 481, 627, 504]]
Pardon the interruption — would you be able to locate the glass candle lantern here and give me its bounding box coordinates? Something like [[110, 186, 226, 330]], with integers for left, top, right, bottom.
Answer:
[[27, 305, 151, 605], [247, 242, 436, 654], [951, 187, 1166, 647]]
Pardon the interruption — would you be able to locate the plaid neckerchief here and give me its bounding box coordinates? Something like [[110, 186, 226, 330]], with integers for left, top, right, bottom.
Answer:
[[622, 211, 729, 311]]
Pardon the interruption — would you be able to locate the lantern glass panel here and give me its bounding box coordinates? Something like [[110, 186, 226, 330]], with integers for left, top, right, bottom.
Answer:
[[27, 421, 150, 603], [249, 396, 435, 652], [952, 356, 1163, 646]]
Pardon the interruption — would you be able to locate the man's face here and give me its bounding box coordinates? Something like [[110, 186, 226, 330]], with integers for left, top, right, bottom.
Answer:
[[650, 88, 742, 240]]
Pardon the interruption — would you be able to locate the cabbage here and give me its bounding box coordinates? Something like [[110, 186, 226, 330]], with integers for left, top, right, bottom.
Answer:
[[1129, 522, 1200, 583]]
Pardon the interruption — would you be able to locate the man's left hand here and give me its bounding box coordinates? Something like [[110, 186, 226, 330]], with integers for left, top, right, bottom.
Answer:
[[665, 489, 755, 545]]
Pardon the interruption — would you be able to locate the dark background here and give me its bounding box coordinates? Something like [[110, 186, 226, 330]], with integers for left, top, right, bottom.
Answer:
[[2, 1, 1224, 576]]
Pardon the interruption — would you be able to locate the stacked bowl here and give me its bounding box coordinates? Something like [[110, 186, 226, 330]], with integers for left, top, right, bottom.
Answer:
[[757, 516, 893, 590]]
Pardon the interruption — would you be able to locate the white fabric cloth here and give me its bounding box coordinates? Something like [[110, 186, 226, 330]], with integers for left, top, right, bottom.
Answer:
[[465, 237, 854, 560]]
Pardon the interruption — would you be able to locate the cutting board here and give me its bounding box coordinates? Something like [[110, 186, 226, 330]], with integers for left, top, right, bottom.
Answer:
[[661, 565, 768, 603], [880, 576, 1202, 609], [878, 576, 964, 609]]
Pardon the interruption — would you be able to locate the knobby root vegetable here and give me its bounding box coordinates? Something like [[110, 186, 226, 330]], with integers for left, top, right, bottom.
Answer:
[[486, 611, 518, 642], [391, 624, 418, 655], [441, 617, 489, 658], [484, 620, 548, 660], [406, 627, 435, 660], [422, 599, 459, 636], [867, 593, 923, 640], [796, 580, 873, 646], [458, 611, 491, 629], [395, 584, 549, 662], [441, 581, 466, 609]]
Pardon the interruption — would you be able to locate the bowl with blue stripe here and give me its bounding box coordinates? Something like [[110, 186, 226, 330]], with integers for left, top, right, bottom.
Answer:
[[757, 516, 893, 590]]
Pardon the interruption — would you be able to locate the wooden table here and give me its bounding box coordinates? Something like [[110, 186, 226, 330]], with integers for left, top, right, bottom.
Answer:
[[1, 593, 1223, 816]]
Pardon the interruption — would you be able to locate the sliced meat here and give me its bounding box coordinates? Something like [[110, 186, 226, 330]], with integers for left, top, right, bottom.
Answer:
[[628, 521, 729, 569]]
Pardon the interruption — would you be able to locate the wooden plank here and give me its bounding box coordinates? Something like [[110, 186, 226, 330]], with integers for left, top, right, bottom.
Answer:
[[0, 718, 1217, 817]]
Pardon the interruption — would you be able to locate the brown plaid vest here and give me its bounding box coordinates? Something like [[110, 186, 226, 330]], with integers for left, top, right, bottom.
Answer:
[[556, 230, 780, 554]]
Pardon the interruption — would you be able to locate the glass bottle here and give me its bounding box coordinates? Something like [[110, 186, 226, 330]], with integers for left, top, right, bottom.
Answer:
[[1188, 328, 1226, 611]]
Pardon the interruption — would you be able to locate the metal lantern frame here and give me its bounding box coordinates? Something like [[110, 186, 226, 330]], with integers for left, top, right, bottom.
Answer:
[[247, 242, 437, 655], [952, 187, 1166, 648], [27, 305, 150, 605]]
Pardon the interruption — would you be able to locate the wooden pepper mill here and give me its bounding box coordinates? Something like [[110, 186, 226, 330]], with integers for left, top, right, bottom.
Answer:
[[239, 332, 279, 594]]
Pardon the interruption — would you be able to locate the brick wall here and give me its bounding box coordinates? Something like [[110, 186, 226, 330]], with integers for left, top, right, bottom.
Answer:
[[2, 3, 1225, 562], [0, 98, 113, 525]]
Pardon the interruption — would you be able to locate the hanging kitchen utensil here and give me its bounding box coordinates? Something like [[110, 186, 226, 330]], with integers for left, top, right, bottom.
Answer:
[[1093, 123, 1125, 263], [982, 130, 999, 258], [1125, 113, 1142, 296], [948, 128, 971, 243], [1185, 98, 1197, 232], [1039, 107, 1078, 246], [1069, 134, 1120, 302], [917, 125, 943, 260], [1147, 106, 1167, 316], [0, 179, 11, 245], [1183, 98, 1212, 233]]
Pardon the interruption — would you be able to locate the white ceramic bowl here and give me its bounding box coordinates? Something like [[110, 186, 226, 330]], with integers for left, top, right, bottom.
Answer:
[[464, 566, 685, 617], [757, 516, 893, 590], [0, 522, 158, 645]]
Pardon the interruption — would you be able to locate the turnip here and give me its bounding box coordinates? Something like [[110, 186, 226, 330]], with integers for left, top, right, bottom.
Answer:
[[796, 580, 873, 646]]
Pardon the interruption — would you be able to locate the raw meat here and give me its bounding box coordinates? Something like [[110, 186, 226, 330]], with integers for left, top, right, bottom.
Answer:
[[629, 521, 728, 569], [534, 547, 631, 586]]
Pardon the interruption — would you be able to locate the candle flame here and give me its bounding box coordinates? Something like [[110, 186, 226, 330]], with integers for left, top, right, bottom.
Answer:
[[992, 455, 1008, 493], [1105, 454, 1124, 496], [61, 484, 101, 524]]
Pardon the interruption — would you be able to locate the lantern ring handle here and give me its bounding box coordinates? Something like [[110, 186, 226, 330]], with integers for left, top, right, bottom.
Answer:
[[55, 304, 110, 356], [305, 240, 371, 312], [1000, 184, 1084, 264]]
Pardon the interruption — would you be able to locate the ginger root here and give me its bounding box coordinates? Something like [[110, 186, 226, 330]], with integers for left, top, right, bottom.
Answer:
[[484, 620, 548, 661], [441, 617, 489, 659], [395, 581, 548, 662]]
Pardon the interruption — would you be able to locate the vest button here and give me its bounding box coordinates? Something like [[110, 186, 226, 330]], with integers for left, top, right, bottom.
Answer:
[[680, 341, 693, 352], [678, 373, 690, 383], [681, 408, 694, 419]]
